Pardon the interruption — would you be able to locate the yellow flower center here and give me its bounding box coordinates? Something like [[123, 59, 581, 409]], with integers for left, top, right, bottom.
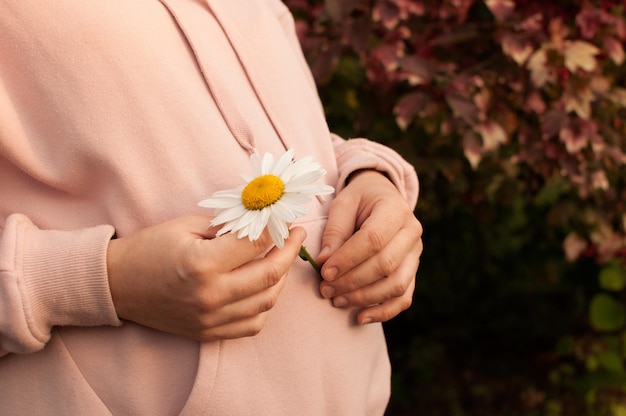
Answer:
[[241, 174, 285, 210]]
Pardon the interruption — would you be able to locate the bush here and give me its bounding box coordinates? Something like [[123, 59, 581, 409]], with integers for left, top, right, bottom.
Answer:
[[285, 0, 626, 414]]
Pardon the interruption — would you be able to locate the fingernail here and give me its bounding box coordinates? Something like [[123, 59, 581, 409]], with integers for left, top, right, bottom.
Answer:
[[318, 246, 330, 259], [323, 267, 338, 281], [320, 286, 336, 299], [360, 317, 373, 325], [333, 296, 348, 308]]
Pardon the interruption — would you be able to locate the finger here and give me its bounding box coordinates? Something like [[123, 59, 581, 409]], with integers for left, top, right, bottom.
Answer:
[[198, 228, 276, 273], [321, 208, 407, 282], [320, 227, 419, 297], [330, 247, 420, 309], [198, 272, 288, 328], [203, 227, 306, 303], [356, 278, 416, 325], [317, 195, 360, 265], [184, 215, 221, 239], [197, 311, 271, 341]]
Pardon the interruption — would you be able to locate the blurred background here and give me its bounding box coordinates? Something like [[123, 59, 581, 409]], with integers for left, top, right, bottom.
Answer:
[[283, 1, 626, 414]]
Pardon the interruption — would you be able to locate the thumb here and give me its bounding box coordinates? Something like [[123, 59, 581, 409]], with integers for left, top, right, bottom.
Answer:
[[317, 202, 358, 266], [185, 215, 219, 239]]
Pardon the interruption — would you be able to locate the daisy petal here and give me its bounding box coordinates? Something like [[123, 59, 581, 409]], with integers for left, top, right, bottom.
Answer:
[[285, 183, 335, 195], [199, 195, 243, 209], [270, 201, 297, 223], [274, 199, 309, 218], [247, 208, 271, 241], [279, 193, 312, 206], [198, 149, 335, 246], [272, 148, 295, 177], [267, 212, 289, 248], [249, 152, 263, 176], [211, 204, 249, 225], [261, 152, 274, 174], [233, 209, 262, 232]]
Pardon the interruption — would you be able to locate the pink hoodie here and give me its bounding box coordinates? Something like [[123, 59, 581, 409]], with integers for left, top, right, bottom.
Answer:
[[0, 0, 418, 414]]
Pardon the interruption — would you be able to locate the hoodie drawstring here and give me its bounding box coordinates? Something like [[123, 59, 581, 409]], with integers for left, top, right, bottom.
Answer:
[[157, 0, 256, 154]]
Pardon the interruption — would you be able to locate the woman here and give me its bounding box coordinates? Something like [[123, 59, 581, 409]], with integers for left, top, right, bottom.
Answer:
[[0, 1, 422, 414]]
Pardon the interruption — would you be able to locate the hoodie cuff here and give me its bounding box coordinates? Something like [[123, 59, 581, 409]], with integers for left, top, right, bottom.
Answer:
[[334, 138, 419, 209], [12, 214, 121, 347]]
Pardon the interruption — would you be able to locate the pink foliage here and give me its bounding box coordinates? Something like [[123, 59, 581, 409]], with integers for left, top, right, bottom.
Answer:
[[285, 0, 626, 264]]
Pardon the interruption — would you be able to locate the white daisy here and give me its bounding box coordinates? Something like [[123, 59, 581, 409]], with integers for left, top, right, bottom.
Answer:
[[199, 149, 334, 248]]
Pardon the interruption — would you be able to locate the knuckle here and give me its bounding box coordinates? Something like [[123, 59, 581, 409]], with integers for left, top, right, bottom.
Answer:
[[376, 252, 397, 276], [258, 294, 277, 313], [244, 327, 262, 337], [177, 252, 202, 279], [252, 233, 272, 251], [335, 275, 359, 293], [411, 221, 424, 242], [264, 265, 283, 287], [342, 291, 358, 305], [194, 289, 221, 313], [399, 294, 413, 310], [329, 194, 354, 212], [378, 309, 396, 322], [244, 317, 266, 337], [389, 279, 408, 298], [415, 219, 424, 236], [178, 247, 218, 281], [348, 290, 369, 307], [322, 222, 346, 240], [362, 228, 385, 252]]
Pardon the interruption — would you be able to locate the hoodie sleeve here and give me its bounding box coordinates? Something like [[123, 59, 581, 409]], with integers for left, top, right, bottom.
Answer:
[[0, 214, 121, 356], [330, 134, 419, 209]]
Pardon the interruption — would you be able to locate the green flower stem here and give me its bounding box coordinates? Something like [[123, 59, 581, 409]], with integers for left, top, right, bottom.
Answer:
[[298, 245, 322, 277]]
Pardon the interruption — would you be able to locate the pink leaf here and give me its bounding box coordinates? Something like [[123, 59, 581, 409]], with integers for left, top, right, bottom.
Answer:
[[563, 86, 594, 120], [398, 55, 433, 84], [396, 0, 425, 17], [604, 36, 625, 65], [394, 92, 429, 130], [476, 121, 507, 152], [559, 124, 589, 153], [576, 6, 602, 39], [563, 232, 588, 262], [463, 131, 482, 169], [484, 0, 515, 22], [371, 44, 402, 72], [563, 40, 600, 73], [446, 92, 478, 125], [518, 13, 543, 34], [501, 34, 534, 65], [324, 0, 359, 21], [373, 1, 401, 30], [591, 170, 609, 191], [524, 91, 546, 114], [527, 48, 556, 88]]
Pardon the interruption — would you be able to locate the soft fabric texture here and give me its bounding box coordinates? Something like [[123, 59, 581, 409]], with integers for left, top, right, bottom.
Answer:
[[0, 0, 418, 414]]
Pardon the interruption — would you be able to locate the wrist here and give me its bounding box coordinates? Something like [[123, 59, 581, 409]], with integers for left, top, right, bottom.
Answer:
[[106, 237, 128, 320]]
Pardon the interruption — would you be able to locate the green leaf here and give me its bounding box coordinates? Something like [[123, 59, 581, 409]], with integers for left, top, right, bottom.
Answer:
[[534, 176, 570, 206], [599, 262, 626, 292], [586, 355, 599, 372], [597, 350, 625, 373], [590, 294, 625, 332]]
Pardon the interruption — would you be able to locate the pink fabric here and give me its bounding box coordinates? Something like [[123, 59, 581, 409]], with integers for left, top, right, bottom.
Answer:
[[0, 0, 418, 414]]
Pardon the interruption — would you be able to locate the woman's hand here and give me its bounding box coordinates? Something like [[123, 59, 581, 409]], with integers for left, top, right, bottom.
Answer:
[[318, 170, 423, 325], [107, 215, 306, 341]]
